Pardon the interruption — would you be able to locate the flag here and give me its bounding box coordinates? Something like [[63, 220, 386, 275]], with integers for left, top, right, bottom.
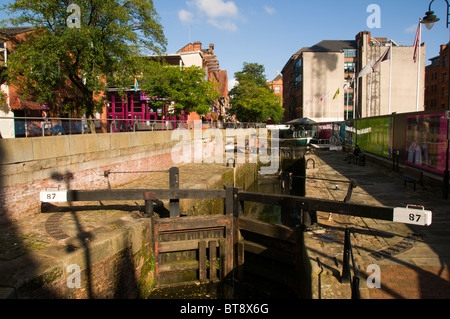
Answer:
[[372, 47, 391, 70], [413, 23, 421, 63], [344, 74, 355, 90], [319, 92, 330, 104], [333, 88, 340, 100], [305, 97, 315, 105], [134, 78, 139, 91], [358, 59, 374, 78]]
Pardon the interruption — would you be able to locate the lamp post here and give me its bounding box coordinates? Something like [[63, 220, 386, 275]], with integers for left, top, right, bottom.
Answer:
[[421, 0, 450, 199]]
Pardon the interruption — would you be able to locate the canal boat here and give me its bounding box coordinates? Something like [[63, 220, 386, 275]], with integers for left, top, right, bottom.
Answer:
[[285, 118, 319, 145]]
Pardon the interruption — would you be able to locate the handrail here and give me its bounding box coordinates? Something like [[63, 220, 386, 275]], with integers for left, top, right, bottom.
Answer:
[[341, 228, 360, 299], [0, 116, 267, 138]]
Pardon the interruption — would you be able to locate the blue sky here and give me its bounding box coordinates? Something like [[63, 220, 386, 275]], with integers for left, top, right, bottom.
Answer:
[[1, 0, 450, 88], [154, 0, 450, 87]]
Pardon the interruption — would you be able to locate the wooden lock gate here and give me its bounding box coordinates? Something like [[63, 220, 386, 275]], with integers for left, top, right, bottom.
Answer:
[[41, 167, 432, 294]]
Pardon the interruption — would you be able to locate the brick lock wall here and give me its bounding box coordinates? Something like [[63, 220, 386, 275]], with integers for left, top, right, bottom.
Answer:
[[0, 132, 177, 224], [0, 152, 174, 224], [16, 225, 155, 299]]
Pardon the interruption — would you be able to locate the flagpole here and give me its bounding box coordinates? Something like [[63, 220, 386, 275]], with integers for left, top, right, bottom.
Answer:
[[338, 92, 341, 121], [369, 70, 373, 117], [416, 21, 422, 112], [322, 95, 324, 119], [389, 40, 392, 115], [346, 87, 349, 120], [355, 77, 358, 120], [313, 98, 315, 122]]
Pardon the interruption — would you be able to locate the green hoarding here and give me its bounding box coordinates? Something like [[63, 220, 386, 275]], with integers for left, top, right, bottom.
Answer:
[[347, 117, 392, 158]]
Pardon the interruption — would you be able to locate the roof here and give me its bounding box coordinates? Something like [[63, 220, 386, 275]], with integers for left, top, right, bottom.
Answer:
[[9, 91, 41, 110], [303, 40, 357, 53], [0, 27, 35, 37], [282, 40, 357, 74], [271, 73, 282, 82]]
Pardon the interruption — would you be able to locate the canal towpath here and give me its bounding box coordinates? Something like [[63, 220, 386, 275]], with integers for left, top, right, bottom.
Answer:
[[303, 150, 450, 299]]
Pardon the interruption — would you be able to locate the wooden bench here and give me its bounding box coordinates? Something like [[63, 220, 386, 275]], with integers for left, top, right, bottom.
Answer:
[[346, 147, 366, 166], [399, 167, 424, 191], [354, 153, 366, 166], [136, 122, 155, 131]]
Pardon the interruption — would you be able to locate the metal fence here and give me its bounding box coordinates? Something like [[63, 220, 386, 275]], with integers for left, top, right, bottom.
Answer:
[[0, 117, 267, 138]]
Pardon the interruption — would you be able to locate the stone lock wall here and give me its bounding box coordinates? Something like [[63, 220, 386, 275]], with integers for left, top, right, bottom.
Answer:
[[0, 131, 178, 224], [0, 129, 260, 298]]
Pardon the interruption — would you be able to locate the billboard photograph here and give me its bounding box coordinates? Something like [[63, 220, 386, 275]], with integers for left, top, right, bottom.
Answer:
[[405, 114, 448, 174]]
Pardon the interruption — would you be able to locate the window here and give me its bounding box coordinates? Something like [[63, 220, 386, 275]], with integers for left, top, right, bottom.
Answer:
[[274, 86, 280, 93], [344, 62, 355, 74], [444, 56, 448, 67], [294, 59, 302, 89], [344, 49, 357, 58], [345, 111, 354, 120], [344, 93, 354, 106]]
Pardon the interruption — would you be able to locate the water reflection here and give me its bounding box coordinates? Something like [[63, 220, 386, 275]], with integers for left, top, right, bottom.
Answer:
[[244, 175, 282, 224], [244, 145, 307, 224]]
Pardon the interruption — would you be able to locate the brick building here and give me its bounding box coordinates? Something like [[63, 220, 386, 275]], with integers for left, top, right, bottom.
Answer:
[[425, 43, 450, 110], [282, 40, 356, 122], [177, 41, 229, 120], [282, 31, 426, 123], [267, 72, 283, 107], [1, 27, 107, 138], [143, 41, 230, 121], [0, 27, 42, 138]]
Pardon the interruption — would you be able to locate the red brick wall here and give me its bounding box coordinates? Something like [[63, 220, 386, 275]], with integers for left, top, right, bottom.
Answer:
[[0, 132, 178, 224], [0, 152, 174, 224]]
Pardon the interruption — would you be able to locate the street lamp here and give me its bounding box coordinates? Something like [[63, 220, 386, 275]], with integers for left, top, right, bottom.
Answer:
[[421, 0, 450, 199], [422, 10, 440, 30]]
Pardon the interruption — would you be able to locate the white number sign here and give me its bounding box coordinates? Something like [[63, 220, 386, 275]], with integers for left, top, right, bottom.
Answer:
[[40, 191, 68, 203], [393, 205, 432, 226]]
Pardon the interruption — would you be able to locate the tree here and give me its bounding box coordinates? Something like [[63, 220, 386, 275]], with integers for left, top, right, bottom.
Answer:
[[229, 62, 283, 123], [1, 0, 167, 117], [140, 61, 220, 117]]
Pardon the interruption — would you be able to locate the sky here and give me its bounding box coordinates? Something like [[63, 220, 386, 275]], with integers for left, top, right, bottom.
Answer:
[[1, 0, 450, 89], [153, 0, 450, 88]]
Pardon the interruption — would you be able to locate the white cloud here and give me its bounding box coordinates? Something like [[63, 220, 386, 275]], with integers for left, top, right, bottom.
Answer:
[[196, 0, 239, 18], [228, 78, 238, 89], [179, 9, 195, 23], [405, 24, 418, 33], [264, 6, 276, 15], [178, 0, 240, 32], [208, 19, 237, 32]]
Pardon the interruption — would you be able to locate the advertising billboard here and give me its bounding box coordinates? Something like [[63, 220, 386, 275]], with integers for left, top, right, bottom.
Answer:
[[405, 113, 448, 174], [357, 117, 392, 158], [345, 117, 392, 158]]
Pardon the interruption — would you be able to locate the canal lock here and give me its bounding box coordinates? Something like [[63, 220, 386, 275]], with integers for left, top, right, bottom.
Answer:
[[147, 146, 309, 299]]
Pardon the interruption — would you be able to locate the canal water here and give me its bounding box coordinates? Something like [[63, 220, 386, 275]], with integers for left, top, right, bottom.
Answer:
[[243, 145, 307, 224], [147, 144, 308, 299]]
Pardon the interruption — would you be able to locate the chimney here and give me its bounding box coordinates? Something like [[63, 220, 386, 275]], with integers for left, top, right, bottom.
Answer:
[[209, 43, 214, 53], [193, 41, 202, 51]]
